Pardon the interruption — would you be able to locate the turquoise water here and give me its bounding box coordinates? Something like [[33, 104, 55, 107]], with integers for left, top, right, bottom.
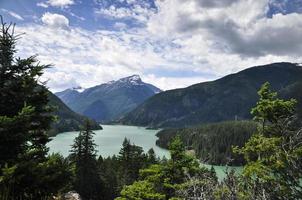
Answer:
[[202, 164, 242, 180], [48, 125, 169, 158], [48, 125, 241, 180]]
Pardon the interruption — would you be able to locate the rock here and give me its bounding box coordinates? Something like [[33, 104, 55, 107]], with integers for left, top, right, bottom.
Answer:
[[63, 191, 82, 200]]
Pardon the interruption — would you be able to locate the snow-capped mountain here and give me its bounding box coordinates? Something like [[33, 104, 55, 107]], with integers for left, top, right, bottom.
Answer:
[[55, 75, 162, 122]]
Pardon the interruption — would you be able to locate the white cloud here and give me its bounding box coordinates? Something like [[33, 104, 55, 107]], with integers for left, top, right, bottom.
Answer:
[[37, 0, 74, 8], [114, 22, 127, 30], [47, 0, 74, 8], [1, 9, 24, 21], [15, 24, 170, 92], [42, 71, 79, 91], [14, 0, 302, 92], [142, 75, 212, 91], [69, 12, 85, 21], [95, 3, 155, 23], [41, 12, 69, 29], [147, 0, 302, 62], [37, 2, 49, 8]]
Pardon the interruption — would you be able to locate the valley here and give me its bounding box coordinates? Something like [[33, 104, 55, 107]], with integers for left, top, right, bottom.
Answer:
[[1, 4, 302, 197], [52, 62, 302, 166], [48, 125, 169, 158], [48, 124, 242, 180]]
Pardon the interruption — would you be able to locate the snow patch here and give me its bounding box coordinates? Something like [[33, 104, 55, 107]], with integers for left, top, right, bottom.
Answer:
[[117, 75, 143, 86]]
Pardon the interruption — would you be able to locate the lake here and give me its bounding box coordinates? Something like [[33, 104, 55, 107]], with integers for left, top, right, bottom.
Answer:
[[48, 125, 169, 158], [48, 125, 241, 180]]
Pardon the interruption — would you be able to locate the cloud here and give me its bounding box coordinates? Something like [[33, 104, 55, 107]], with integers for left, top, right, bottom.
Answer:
[[41, 12, 69, 29], [13, 0, 302, 92], [42, 71, 79, 92], [196, 0, 240, 8], [217, 13, 302, 57], [114, 22, 127, 30], [147, 0, 302, 58], [37, 2, 49, 8], [15, 23, 170, 92], [69, 12, 85, 21], [94, 1, 156, 23], [142, 74, 211, 91], [1, 9, 24, 21], [48, 0, 74, 7], [37, 0, 75, 8]]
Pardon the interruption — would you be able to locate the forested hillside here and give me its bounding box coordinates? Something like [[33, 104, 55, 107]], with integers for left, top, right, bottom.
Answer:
[[1, 17, 302, 200], [279, 81, 302, 122], [121, 62, 302, 128], [156, 121, 257, 165], [154, 80, 302, 166], [48, 92, 102, 136]]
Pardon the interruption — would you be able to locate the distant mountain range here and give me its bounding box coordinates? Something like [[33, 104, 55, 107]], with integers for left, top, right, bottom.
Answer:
[[55, 75, 162, 122], [120, 62, 302, 128], [48, 92, 102, 136]]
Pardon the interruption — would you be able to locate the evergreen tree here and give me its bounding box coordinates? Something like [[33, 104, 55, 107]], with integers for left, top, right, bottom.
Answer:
[[164, 135, 200, 198], [98, 155, 119, 200], [147, 148, 158, 165], [0, 17, 52, 166], [118, 138, 147, 188], [115, 136, 205, 200], [235, 82, 302, 199], [0, 18, 71, 199], [156, 120, 257, 165], [115, 181, 165, 200], [251, 82, 297, 136], [70, 120, 103, 200]]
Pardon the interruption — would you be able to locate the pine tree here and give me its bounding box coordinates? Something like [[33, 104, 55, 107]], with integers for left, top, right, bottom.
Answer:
[[70, 120, 103, 200], [147, 148, 157, 165], [0, 18, 72, 199], [235, 82, 302, 199], [0, 17, 52, 167], [251, 82, 297, 136]]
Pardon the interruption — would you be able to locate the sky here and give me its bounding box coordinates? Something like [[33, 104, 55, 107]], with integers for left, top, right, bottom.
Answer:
[[1, 0, 302, 92]]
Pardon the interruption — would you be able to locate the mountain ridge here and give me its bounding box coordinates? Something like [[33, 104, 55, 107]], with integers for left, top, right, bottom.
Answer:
[[120, 62, 302, 128], [55, 75, 162, 122], [48, 92, 102, 136]]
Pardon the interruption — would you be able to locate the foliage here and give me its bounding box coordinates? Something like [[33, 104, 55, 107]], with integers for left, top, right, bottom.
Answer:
[[234, 82, 302, 199], [116, 82, 302, 200], [115, 181, 165, 200], [70, 120, 103, 200], [115, 136, 209, 200], [156, 121, 257, 165], [98, 155, 120, 200], [118, 138, 146, 187], [251, 82, 297, 136], [1, 17, 302, 200], [0, 18, 71, 199], [94, 141, 159, 200], [0, 20, 52, 166]]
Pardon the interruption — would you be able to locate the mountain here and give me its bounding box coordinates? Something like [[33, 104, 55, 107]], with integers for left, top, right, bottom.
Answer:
[[120, 62, 302, 128], [55, 75, 162, 122], [48, 92, 102, 136], [55, 87, 81, 105], [279, 80, 302, 123]]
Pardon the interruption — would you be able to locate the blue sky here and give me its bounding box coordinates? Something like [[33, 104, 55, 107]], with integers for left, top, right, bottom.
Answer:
[[1, 0, 302, 92]]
